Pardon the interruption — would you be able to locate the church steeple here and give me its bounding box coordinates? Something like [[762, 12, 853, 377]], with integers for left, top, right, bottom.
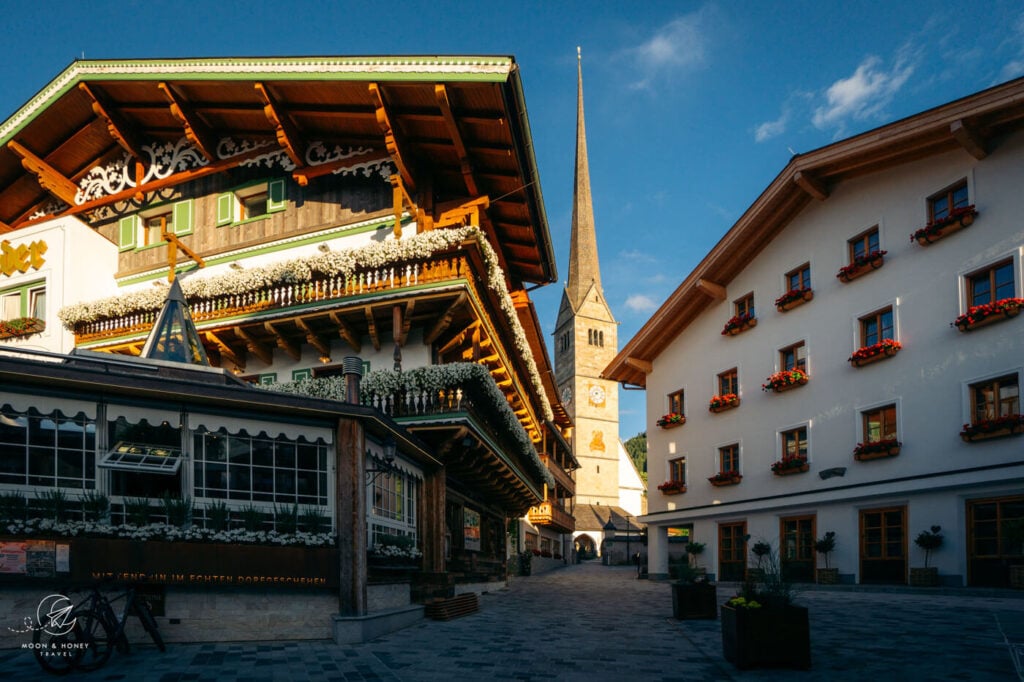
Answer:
[[566, 47, 602, 310]]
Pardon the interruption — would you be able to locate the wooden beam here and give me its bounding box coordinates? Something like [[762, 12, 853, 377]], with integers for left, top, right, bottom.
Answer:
[[695, 278, 726, 301], [264, 321, 301, 361], [7, 141, 80, 206], [204, 331, 244, 370], [236, 327, 274, 365], [398, 299, 415, 346], [368, 82, 415, 192], [950, 119, 987, 160], [434, 84, 478, 195], [254, 82, 305, 168], [363, 307, 381, 351], [424, 292, 467, 344], [437, 319, 480, 357], [793, 170, 829, 201], [329, 312, 362, 353], [158, 82, 217, 161], [78, 83, 148, 161], [296, 318, 332, 358], [624, 357, 653, 374]]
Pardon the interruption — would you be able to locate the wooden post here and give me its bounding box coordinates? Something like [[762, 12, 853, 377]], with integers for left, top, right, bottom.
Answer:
[[335, 417, 367, 616], [420, 469, 447, 574]]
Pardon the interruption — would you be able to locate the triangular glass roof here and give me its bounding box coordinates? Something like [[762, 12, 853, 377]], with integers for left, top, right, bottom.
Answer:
[[140, 279, 210, 365]]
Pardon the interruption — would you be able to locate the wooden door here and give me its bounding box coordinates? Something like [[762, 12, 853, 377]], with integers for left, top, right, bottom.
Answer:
[[718, 521, 747, 582], [860, 506, 906, 584]]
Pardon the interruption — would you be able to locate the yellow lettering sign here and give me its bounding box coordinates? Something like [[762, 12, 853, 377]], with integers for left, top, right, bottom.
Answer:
[[0, 239, 47, 277]]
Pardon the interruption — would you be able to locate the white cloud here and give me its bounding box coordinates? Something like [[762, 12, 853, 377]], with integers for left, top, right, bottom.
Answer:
[[812, 55, 915, 131], [754, 109, 788, 142], [620, 249, 658, 264], [624, 294, 658, 313], [621, 12, 709, 90]]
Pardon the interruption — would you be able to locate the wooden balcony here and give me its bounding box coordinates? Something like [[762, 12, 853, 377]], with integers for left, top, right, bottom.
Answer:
[[540, 455, 574, 495], [527, 501, 575, 534]]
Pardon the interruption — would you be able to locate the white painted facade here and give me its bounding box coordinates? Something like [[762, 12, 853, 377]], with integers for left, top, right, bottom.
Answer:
[[641, 131, 1024, 586]]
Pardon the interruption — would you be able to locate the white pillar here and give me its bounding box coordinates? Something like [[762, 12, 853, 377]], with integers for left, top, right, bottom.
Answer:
[[648, 524, 669, 579]]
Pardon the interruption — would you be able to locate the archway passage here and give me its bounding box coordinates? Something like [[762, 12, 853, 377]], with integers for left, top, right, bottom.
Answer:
[[575, 534, 598, 560]]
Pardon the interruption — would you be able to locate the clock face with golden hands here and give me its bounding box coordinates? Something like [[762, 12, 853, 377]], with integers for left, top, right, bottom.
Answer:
[[588, 384, 605, 407]]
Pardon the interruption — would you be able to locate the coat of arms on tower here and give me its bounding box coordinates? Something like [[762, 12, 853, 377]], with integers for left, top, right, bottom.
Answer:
[[590, 430, 605, 452]]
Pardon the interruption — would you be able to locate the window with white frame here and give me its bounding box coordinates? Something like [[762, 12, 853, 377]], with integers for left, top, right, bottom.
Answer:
[[780, 426, 808, 461], [367, 458, 418, 548], [1, 280, 45, 322], [117, 199, 194, 251], [0, 405, 96, 489]]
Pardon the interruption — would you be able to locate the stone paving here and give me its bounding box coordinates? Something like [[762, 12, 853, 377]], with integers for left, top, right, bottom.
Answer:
[[3, 561, 1024, 681]]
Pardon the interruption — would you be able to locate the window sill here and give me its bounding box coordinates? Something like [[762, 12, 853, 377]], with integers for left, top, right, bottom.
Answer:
[[854, 445, 901, 461], [836, 252, 886, 283], [775, 289, 813, 312], [708, 474, 742, 487], [912, 208, 976, 246]]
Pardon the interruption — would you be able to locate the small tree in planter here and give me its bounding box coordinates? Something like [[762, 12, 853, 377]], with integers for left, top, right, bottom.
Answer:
[[748, 540, 771, 581], [814, 531, 838, 584], [673, 540, 715, 620], [911, 525, 943, 586]]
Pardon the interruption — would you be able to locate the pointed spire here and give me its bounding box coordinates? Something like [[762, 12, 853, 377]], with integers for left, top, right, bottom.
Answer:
[[566, 47, 602, 310], [141, 279, 210, 365]]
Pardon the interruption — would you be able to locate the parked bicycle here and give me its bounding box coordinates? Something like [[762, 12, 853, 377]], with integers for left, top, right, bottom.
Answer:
[[33, 583, 165, 675]]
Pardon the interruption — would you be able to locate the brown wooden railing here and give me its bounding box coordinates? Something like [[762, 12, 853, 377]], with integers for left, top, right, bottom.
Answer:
[[74, 254, 469, 342], [540, 455, 574, 495], [527, 501, 574, 533]]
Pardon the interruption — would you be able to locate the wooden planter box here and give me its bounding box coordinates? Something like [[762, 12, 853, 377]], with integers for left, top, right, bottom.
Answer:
[[658, 418, 685, 429], [850, 347, 900, 367], [773, 463, 809, 476], [724, 318, 757, 336], [672, 582, 718, 620], [854, 445, 901, 461], [914, 211, 976, 245], [0, 317, 45, 339], [837, 254, 885, 283], [816, 568, 839, 585], [961, 425, 1023, 443], [708, 474, 742, 487], [909, 567, 939, 587], [956, 307, 1021, 332], [709, 398, 740, 413], [721, 602, 811, 670], [769, 377, 808, 393], [658, 484, 687, 495], [776, 289, 813, 312]]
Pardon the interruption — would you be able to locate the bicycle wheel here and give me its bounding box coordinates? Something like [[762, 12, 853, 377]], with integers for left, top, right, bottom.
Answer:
[[70, 608, 115, 672], [134, 599, 166, 652], [32, 625, 81, 676]]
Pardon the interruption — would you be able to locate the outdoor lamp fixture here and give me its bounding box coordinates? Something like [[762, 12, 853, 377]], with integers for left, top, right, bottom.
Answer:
[[366, 437, 399, 484], [318, 243, 331, 253], [319, 354, 332, 364]]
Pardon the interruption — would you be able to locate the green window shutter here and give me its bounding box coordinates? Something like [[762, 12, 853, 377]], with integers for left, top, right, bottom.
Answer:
[[216, 193, 235, 226], [118, 215, 138, 251], [171, 199, 194, 236], [291, 368, 312, 381], [267, 178, 287, 212]]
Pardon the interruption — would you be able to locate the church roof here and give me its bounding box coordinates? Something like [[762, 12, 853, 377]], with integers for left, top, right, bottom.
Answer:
[[574, 503, 644, 532], [565, 49, 602, 309]]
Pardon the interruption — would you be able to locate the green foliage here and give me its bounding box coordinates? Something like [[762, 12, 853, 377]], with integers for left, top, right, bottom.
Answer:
[[240, 504, 265, 532], [36, 489, 71, 522], [162, 495, 192, 528], [814, 531, 836, 569], [300, 507, 328, 534], [124, 497, 152, 526], [275, 503, 299, 535], [0, 490, 28, 524], [81, 491, 110, 522], [205, 500, 230, 532], [624, 431, 647, 484], [914, 525, 943, 567]]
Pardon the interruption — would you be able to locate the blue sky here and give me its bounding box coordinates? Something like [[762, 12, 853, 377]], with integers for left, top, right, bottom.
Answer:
[[2, 0, 1023, 441]]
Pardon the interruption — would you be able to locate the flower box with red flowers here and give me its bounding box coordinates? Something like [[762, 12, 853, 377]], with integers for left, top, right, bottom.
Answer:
[[722, 313, 757, 336], [853, 438, 902, 461], [771, 456, 809, 476], [0, 316, 45, 340], [952, 297, 1023, 332], [708, 471, 742, 486], [848, 339, 902, 367], [657, 480, 687, 495], [708, 394, 740, 413], [960, 414, 1024, 442], [836, 250, 887, 283], [657, 412, 686, 429], [762, 369, 808, 393], [911, 205, 977, 245], [774, 288, 814, 312]]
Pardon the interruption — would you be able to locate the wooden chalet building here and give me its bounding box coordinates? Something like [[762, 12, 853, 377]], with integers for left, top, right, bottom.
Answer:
[[0, 56, 575, 642]]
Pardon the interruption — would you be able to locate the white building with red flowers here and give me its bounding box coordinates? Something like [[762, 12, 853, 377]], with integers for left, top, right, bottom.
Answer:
[[604, 76, 1024, 588]]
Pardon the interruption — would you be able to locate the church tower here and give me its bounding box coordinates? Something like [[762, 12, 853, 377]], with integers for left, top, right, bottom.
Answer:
[[554, 49, 621, 509]]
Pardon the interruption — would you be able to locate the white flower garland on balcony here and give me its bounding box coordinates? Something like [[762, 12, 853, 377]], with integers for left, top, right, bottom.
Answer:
[[57, 226, 553, 421], [3, 518, 335, 547], [270, 362, 555, 488]]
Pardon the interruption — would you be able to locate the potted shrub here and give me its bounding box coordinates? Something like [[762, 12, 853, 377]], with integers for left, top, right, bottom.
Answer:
[[672, 541, 716, 620], [910, 525, 943, 586], [721, 540, 810, 670], [814, 531, 838, 584]]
